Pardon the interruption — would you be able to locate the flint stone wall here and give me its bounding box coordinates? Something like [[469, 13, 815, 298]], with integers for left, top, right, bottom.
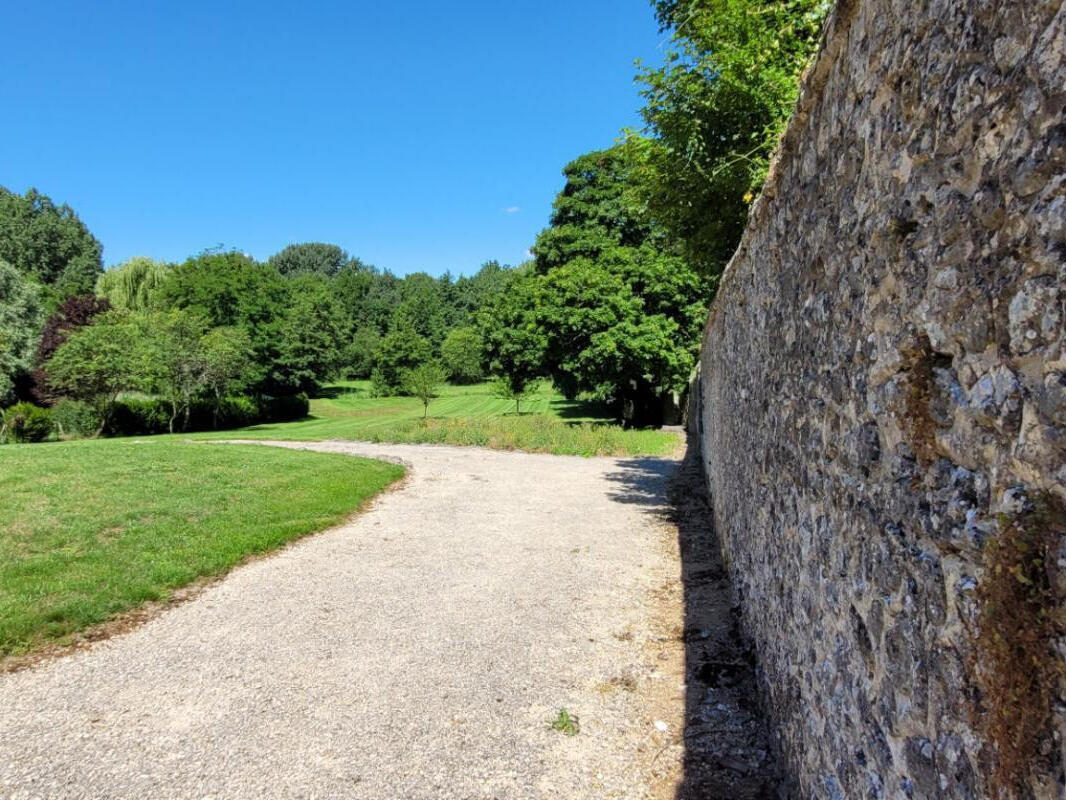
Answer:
[[696, 0, 1066, 796]]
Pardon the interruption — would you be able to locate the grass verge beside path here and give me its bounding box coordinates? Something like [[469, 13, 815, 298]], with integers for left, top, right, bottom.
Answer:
[[0, 439, 404, 658], [194, 381, 681, 457]]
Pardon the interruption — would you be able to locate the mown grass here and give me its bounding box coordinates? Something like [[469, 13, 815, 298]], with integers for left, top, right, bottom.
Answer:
[[0, 438, 403, 657], [196, 380, 680, 457]]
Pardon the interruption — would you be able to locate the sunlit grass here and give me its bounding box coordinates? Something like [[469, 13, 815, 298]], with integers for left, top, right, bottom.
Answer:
[[0, 438, 403, 657], [194, 380, 681, 457]]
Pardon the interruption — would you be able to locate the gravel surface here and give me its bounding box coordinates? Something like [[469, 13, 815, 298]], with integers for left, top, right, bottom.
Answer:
[[0, 441, 689, 800]]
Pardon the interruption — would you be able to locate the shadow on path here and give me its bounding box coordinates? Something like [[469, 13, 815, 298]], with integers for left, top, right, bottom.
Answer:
[[605, 435, 783, 799]]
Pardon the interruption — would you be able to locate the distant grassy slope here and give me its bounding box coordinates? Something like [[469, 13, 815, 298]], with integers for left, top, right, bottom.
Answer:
[[0, 439, 403, 657], [196, 380, 681, 457]]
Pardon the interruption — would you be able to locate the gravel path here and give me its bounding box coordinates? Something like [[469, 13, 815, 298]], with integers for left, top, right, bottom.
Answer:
[[0, 441, 689, 800]]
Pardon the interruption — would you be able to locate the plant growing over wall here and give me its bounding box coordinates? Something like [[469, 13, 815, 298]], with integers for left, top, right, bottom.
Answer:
[[973, 490, 1066, 796]]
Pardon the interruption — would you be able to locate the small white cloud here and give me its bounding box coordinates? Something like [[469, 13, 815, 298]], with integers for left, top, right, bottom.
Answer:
[[505, 206, 520, 214]]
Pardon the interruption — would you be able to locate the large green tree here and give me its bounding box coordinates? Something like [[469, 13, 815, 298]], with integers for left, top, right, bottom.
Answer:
[[370, 324, 432, 395], [273, 276, 347, 393], [524, 144, 708, 425], [638, 0, 829, 276], [96, 257, 169, 312], [46, 312, 140, 435], [0, 187, 104, 306], [0, 260, 42, 405], [158, 251, 288, 394], [136, 310, 211, 433], [480, 273, 546, 403], [268, 242, 350, 278], [440, 326, 485, 384]]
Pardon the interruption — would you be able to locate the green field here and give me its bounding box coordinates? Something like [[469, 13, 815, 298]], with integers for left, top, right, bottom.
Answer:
[[0, 439, 403, 657], [196, 380, 681, 457]]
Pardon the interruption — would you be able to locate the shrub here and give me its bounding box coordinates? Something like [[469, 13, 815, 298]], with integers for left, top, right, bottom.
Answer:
[[215, 395, 259, 429], [51, 398, 101, 439], [1, 402, 53, 443], [258, 393, 309, 423], [107, 396, 172, 436]]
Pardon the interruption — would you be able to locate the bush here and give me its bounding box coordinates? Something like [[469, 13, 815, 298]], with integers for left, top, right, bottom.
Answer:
[[107, 397, 171, 436], [258, 393, 309, 423], [1, 402, 53, 443], [51, 398, 101, 438], [216, 395, 259, 428]]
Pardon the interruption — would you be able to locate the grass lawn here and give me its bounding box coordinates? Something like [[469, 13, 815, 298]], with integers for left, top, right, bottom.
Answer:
[[0, 438, 403, 658], [196, 380, 681, 457]]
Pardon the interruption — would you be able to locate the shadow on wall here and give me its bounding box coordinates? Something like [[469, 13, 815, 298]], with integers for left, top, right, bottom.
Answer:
[[604, 438, 786, 799]]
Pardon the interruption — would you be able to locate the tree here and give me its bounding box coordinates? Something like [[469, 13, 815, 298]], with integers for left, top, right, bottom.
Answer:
[[521, 144, 708, 425], [273, 275, 347, 394], [136, 310, 211, 433], [268, 243, 349, 278], [492, 375, 539, 415], [96, 257, 168, 311], [0, 260, 42, 406], [158, 251, 288, 394], [371, 324, 432, 395], [480, 273, 546, 405], [200, 326, 253, 427], [46, 313, 139, 435], [402, 362, 447, 418], [31, 293, 111, 404], [342, 325, 381, 379], [638, 0, 829, 276], [391, 272, 449, 349], [0, 187, 103, 306], [440, 326, 485, 383]]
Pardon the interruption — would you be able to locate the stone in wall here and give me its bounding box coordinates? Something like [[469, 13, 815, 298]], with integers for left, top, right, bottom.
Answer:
[[696, 0, 1066, 797]]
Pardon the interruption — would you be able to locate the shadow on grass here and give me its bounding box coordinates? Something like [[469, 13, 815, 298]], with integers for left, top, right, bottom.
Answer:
[[602, 436, 783, 799], [312, 385, 364, 400]]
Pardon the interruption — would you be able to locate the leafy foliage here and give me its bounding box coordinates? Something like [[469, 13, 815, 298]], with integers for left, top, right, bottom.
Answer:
[[371, 324, 433, 395], [158, 251, 288, 394], [1, 402, 52, 443], [268, 242, 350, 278], [31, 293, 112, 404], [440, 326, 485, 383], [402, 361, 448, 418], [0, 186, 103, 306], [0, 260, 42, 405], [135, 309, 211, 433], [45, 312, 140, 434], [491, 376, 540, 415], [342, 326, 382, 379], [273, 275, 346, 393], [638, 0, 830, 276], [50, 398, 101, 439], [96, 257, 169, 311], [518, 144, 708, 425]]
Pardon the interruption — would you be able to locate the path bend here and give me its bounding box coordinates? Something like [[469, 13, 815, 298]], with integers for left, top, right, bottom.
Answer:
[[0, 441, 688, 800]]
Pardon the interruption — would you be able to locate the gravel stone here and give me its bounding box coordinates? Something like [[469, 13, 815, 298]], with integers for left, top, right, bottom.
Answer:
[[0, 441, 689, 800]]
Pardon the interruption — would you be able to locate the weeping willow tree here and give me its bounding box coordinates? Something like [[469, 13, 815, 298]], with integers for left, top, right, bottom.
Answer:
[[96, 256, 169, 312], [637, 0, 831, 279]]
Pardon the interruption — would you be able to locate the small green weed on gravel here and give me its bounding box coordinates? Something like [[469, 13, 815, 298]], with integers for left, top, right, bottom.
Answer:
[[550, 708, 580, 736]]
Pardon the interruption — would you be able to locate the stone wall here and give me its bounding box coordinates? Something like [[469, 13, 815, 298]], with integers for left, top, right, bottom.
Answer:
[[695, 0, 1066, 797]]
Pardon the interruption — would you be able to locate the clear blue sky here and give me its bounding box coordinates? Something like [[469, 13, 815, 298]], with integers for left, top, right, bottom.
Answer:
[[1, 1, 665, 276]]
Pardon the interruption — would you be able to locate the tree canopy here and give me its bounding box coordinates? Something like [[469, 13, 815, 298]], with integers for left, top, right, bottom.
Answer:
[[0, 261, 42, 405], [267, 242, 351, 278], [96, 257, 169, 312], [0, 187, 104, 307], [638, 0, 830, 276]]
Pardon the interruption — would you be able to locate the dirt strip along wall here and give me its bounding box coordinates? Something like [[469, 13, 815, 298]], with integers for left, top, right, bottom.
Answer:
[[694, 0, 1066, 797]]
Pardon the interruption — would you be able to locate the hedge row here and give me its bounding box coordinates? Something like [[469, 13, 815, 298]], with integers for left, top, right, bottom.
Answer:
[[1, 394, 309, 443]]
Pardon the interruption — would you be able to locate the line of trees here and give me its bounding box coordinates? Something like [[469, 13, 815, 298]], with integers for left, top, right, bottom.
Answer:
[[1, 0, 828, 437]]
